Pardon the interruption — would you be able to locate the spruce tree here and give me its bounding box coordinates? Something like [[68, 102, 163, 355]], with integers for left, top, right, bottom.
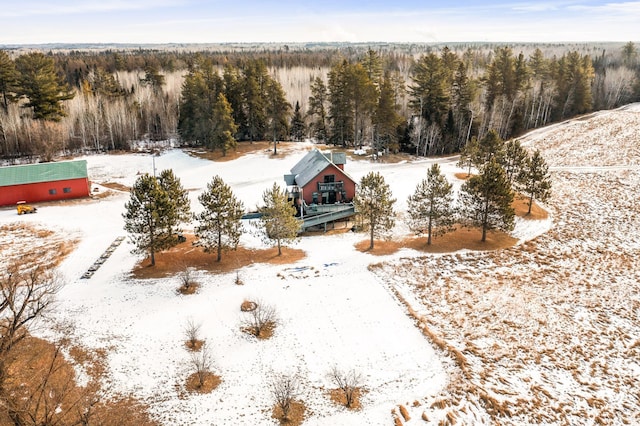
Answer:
[[407, 164, 456, 245], [14, 52, 74, 121], [195, 176, 245, 262], [518, 149, 552, 215], [123, 174, 175, 266], [211, 92, 238, 156], [354, 172, 396, 250], [373, 72, 403, 153], [259, 183, 301, 255], [459, 158, 515, 242], [289, 101, 306, 142]]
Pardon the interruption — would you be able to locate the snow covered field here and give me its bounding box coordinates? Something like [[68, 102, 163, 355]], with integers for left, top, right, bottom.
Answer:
[[1, 104, 638, 425]]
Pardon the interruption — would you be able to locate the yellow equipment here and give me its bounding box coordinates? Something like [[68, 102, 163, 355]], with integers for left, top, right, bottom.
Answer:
[[16, 201, 37, 215]]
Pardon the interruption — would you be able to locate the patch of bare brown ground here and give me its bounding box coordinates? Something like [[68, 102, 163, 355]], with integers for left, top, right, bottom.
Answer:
[[355, 239, 404, 255], [271, 400, 307, 425], [186, 141, 303, 162], [100, 181, 131, 192], [184, 339, 204, 351], [132, 234, 306, 279], [513, 193, 548, 220], [328, 387, 365, 410], [454, 172, 473, 180], [1, 336, 156, 426], [402, 227, 518, 253], [185, 372, 221, 394]]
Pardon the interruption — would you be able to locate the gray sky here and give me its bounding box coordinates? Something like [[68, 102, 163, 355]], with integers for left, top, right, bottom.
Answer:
[[2, 1, 639, 44]]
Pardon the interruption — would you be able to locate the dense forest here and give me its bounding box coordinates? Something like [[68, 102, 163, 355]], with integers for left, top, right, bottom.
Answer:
[[0, 42, 639, 161]]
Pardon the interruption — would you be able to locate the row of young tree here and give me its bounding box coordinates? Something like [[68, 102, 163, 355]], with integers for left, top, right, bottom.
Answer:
[[123, 129, 551, 264], [1, 42, 638, 160]]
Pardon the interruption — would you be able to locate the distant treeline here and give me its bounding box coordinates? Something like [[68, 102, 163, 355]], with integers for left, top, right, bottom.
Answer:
[[0, 42, 638, 160]]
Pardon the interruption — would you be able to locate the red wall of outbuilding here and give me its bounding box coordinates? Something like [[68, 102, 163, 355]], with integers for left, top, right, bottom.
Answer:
[[300, 165, 356, 205], [0, 178, 90, 206]]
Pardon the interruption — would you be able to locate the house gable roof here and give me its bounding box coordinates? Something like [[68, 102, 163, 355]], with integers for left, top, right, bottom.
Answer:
[[288, 149, 355, 188], [0, 160, 88, 187]]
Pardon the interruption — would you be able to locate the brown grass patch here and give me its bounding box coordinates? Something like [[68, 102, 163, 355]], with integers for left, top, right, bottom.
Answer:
[[100, 181, 131, 192], [354, 239, 403, 255], [185, 339, 204, 352], [4, 336, 156, 426], [0, 223, 79, 270], [185, 372, 221, 394], [455, 172, 473, 180], [402, 226, 518, 253], [328, 387, 365, 410], [271, 400, 307, 425], [242, 321, 276, 340], [399, 404, 411, 421], [241, 300, 258, 312], [178, 282, 200, 295], [132, 234, 305, 279], [513, 194, 549, 220], [186, 141, 303, 162]]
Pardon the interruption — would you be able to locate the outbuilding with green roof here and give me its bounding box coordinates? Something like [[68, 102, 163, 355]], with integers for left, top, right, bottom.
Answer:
[[0, 160, 90, 206]]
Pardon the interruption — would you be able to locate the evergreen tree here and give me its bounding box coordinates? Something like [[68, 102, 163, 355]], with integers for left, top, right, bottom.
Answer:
[[14, 52, 74, 121], [502, 139, 528, 186], [265, 79, 291, 154], [195, 175, 245, 262], [459, 158, 515, 242], [259, 183, 301, 255], [211, 92, 238, 156], [518, 149, 552, 214], [349, 63, 378, 147], [373, 71, 403, 153], [472, 129, 505, 168], [289, 101, 306, 141], [410, 53, 449, 125], [328, 60, 354, 146], [123, 174, 175, 266], [407, 164, 456, 245], [457, 136, 479, 176], [0, 50, 18, 112], [158, 168, 191, 242], [360, 48, 383, 87], [140, 62, 165, 94], [308, 76, 328, 142], [222, 64, 246, 140], [242, 60, 269, 141], [354, 171, 396, 250]]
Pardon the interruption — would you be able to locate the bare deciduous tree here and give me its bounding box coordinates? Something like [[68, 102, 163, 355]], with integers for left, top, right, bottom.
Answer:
[[0, 261, 60, 394], [329, 366, 363, 409], [241, 301, 278, 339], [184, 318, 202, 351], [270, 373, 301, 422], [178, 265, 197, 294], [190, 343, 213, 389]]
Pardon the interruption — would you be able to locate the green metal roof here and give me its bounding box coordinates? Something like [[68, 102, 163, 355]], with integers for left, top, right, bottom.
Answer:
[[0, 160, 88, 187]]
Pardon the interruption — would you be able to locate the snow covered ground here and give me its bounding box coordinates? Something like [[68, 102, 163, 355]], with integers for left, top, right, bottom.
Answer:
[[1, 103, 638, 425]]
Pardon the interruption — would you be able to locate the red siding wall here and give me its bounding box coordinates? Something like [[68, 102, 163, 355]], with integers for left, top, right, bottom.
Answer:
[[301, 165, 356, 205], [0, 178, 90, 206]]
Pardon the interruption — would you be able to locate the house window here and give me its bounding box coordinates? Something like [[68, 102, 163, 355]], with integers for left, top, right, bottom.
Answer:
[[324, 175, 335, 183], [63, 187, 72, 193], [49, 189, 57, 195]]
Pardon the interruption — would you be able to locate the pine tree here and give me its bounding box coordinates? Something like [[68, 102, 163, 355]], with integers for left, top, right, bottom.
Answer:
[[459, 158, 515, 242], [265, 79, 291, 154], [242, 60, 269, 142], [289, 101, 306, 142], [407, 164, 456, 245], [502, 139, 527, 186], [308, 76, 328, 142], [354, 172, 396, 250], [328, 60, 354, 146], [0, 50, 18, 113], [259, 183, 301, 255], [472, 129, 505, 168], [195, 175, 245, 262], [373, 72, 403, 154], [348, 63, 378, 147], [211, 92, 238, 156], [457, 136, 479, 177], [158, 168, 191, 243], [123, 174, 175, 266], [518, 149, 552, 215], [14, 52, 74, 121], [410, 53, 449, 125]]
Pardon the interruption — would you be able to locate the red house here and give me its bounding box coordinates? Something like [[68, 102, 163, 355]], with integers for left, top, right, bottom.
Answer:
[[0, 160, 90, 207], [284, 149, 356, 207]]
